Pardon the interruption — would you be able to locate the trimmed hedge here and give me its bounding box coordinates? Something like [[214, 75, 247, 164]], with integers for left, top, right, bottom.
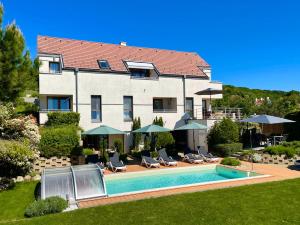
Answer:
[[220, 157, 241, 166], [25, 196, 68, 217], [0, 178, 15, 191], [214, 143, 243, 157], [39, 125, 79, 158], [46, 112, 80, 127]]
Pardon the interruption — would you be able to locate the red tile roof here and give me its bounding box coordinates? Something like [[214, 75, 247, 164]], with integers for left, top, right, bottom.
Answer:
[[37, 35, 210, 77]]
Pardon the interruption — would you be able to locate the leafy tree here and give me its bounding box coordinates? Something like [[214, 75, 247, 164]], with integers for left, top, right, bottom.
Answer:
[[207, 118, 239, 149], [0, 4, 38, 102]]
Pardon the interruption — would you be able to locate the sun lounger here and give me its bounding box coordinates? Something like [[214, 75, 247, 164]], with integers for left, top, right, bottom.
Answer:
[[183, 153, 204, 164], [158, 148, 177, 166], [197, 148, 219, 163], [141, 151, 160, 168], [108, 152, 126, 172]]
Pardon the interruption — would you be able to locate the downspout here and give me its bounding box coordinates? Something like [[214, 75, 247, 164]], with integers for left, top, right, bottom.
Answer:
[[74, 68, 79, 112]]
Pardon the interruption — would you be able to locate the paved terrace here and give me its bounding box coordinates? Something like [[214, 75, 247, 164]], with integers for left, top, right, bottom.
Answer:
[[78, 161, 300, 208]]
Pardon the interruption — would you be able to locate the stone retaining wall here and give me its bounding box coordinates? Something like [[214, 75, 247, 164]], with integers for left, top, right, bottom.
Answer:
[[261, 154, 300, 165], [33, 156, 85, 173]]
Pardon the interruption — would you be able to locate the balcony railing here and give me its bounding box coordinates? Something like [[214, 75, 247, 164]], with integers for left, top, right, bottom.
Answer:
[[153, 109, 177, 113], [40, 109, 72, 113], [195, 107, 242, 120]]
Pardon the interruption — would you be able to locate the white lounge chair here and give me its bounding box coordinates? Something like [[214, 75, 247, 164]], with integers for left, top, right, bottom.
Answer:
[[108, 152, 127, 172], [158, 148, 177, 166]]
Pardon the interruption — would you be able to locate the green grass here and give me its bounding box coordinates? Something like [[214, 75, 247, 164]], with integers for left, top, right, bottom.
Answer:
[[1, 179, 300, 225], [0, 182, 37, 223]]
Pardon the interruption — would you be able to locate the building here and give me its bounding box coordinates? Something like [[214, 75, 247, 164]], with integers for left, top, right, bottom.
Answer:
[[37, 35, 223, 151]]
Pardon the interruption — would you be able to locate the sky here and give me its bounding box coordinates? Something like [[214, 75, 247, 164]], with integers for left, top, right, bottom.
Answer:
[[2, 0, 300, 91]]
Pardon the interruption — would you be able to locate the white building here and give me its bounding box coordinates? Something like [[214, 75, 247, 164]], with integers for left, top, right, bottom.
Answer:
[[37, 36, 223, 151]]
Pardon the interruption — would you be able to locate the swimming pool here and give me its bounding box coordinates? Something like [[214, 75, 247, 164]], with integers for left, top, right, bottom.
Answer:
[[105, 165, 267, 196]]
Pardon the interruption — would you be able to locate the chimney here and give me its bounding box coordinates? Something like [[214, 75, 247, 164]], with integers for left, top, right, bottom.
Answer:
[[120, 41, 127, 46]]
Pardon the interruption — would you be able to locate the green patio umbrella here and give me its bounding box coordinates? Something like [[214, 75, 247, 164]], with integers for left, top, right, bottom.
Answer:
[[82, 125, 125, 135], [175, 122, 207, 151], [132, 124, 171, 133]]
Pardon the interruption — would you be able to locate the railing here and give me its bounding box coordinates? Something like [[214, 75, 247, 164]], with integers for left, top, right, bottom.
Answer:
[[153, 109, 177, 113], [40, 109, 72, 113], [195, 107, 242, 120]]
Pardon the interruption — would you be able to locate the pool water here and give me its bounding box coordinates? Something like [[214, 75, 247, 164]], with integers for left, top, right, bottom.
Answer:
[[105, 165, 260, 196]]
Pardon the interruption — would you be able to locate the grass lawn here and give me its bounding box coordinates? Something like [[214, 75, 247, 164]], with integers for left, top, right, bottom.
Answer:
[[1, 179, 300, 225]]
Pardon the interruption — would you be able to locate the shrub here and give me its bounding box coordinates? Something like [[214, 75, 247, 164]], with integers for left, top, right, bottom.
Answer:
[[207, 118, 239, 149], [263, 145, 296, 158], [39, 125, 79, 158], [0, 178, 15, 191], [119, 153, 128, 162], [150, 151, 158, 158], [214, 143, 243, 157], [284, 111, 300, 141], [131, 150, 142, 159], [132, 117, 141, 150], [25, 196, 68, 217], [220, 157, 241, 166], [0, 140, 37, 178], [82, 148, 94, 156], [113, 139, 123, 153], [156, 132, 175, 149], [46, 112, 80, 127]]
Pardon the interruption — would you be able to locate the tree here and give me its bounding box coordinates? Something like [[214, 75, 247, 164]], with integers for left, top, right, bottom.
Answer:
[[132, 117, 141, 150], [0, 4, 38, 102]]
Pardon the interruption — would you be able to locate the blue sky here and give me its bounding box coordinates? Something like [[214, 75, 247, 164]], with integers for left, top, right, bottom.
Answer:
[[2, 0, 300, 91]]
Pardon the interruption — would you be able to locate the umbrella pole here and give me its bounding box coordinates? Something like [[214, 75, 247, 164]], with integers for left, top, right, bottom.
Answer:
[[193, 129, 195, 151]]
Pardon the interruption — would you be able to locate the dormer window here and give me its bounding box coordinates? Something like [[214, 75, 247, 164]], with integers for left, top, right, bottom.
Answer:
[[98, 60, 110, 70], [49, 62, 61, 74], [125, 61, 159, 79]]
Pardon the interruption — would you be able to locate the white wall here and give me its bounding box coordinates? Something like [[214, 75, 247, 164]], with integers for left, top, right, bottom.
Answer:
[[39, 68, 222, 151]]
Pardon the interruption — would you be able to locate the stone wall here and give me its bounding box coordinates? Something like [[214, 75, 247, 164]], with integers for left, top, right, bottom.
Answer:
[[261, 153, 300, 165], [33, 156, 85, 174]]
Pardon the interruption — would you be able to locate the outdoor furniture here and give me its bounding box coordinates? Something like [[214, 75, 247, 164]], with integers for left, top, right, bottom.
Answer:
[[158, 148, 177, 166], [197, 147, 219, 163], [183, 147, 204, 164], [295, 160, 300, 166], [108, 152, 126, 172], [141, 151, 160, 168]]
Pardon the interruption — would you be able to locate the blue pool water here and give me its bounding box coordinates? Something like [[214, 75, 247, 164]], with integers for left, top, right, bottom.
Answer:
[[105, 165, 259, 195]]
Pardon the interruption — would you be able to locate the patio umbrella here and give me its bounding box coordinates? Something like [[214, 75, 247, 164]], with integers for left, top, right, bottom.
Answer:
[[82, 125, 125, 152], [175, 122, 207, 151], [195, 88, 222, 112], [132, 124, 171, 133], [82, 125, 125, 135], [240, 114, 295, 124]]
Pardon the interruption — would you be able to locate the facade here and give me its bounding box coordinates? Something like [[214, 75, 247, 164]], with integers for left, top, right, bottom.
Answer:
[[37, 36, 222, 151]]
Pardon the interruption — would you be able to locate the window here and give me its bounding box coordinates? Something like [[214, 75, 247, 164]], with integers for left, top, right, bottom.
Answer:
[[153, 98, 177, 113], [91, 96, 102, 122], [185, 98, 194, 118], [49, 62, 61, 74], [47, 97, 71, 111], [130, 68, 151, 78], [123, 96, 133, 121], [98, 60, 110, 70]]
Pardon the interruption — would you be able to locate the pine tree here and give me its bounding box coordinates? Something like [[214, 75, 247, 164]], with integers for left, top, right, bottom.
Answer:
[[0, 4, 38, 102]]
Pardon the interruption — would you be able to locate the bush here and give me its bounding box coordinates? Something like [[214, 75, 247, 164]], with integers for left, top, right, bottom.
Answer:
[[46, 112, 80, 127], [156, 132, 175, 149], [39, 125, 79, 158], [82, 148, 94, 156], [131, 150, 142, 159], [220, 157, 241, 166], [25, 196, 68, 217], [150, 151, 158, 158], [207, 118, 239, 149], [263, 145, 296, 158], [0, 178, 15, 191], [214, 143, 243, 157], [0, 140, 37, 177], [119, 153, 128, 162], [113, 139, 123, 154]]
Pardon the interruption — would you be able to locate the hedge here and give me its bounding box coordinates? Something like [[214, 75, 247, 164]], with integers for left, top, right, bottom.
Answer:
[[39, 125, 79, 158], [25, 196, 68, 217], [263, 145, 296, 158], [220, 157, 241, 166], [46, 112, 80, 126], [214, 143, 243, 157]]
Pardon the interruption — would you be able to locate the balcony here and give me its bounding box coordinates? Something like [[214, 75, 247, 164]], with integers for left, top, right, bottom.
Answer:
[[195, 107, 243, 121]]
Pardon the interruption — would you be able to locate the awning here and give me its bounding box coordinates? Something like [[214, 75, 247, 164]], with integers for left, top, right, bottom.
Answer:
[[82, 125, 125, 135], [126, 61, 154, 70], [195, 88, 222, 95]]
